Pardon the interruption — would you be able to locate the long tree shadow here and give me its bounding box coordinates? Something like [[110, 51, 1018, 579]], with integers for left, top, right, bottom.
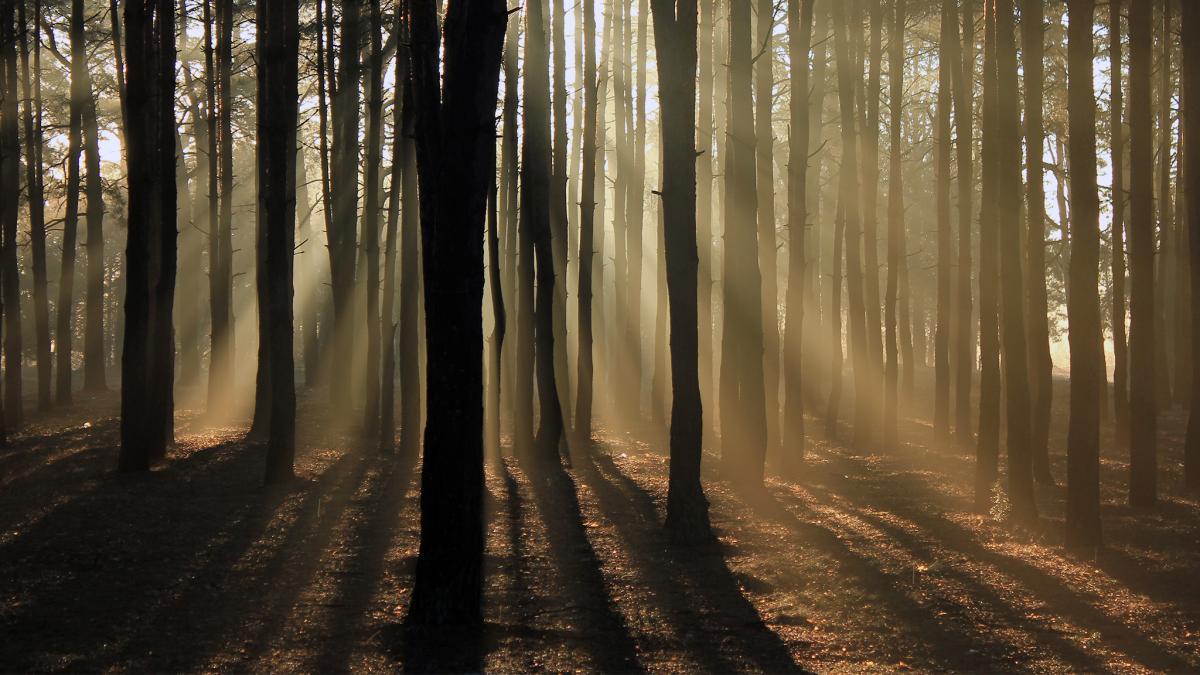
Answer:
[[518, 455, 644, 673], [0, 434, 358, 671], [580, 451, 805, 673], [799, 447, 1199, 672]]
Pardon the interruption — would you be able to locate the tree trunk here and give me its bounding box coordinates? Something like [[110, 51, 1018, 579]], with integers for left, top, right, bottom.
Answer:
[[756, 0, 780, 459], [397, 62, 420, 460], [575, 0, 598, 447], [720, 0, 767, 486], [1111, 0, 1128, 444], [19, 0, 50, 409], [57, 0, 84, 407], [360, 0, 384, 436], [784, 0, 814, 462], [883, 0, 905, 452], [652, 0, 714, 545], [380, 6, 409, 452], [404, 0, 505, 628], [1065, 0, 1102, 549], [552, 0, 572, 440], [696, 0, 714, 449], [976, 0, 1001, 512], [260, 0, 297, 484], [0, 0, 18, 429], [997, 0, 1036, 522], [119, 0, 177, 470], [81, 18, 107, 396], [523, 0, 564, 463], [207, 0, 235, 414], [1023, 0, 1054, 484], [861, 0, 884, 447], [934, 0, 953, 436], [1184, 0, 1200, 489], [952, 0, 974, 444], [328, 0, 360, 408], [1128, 0, 1157, 506]]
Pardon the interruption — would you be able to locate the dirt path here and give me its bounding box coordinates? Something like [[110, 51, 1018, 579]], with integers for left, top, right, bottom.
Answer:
[[1, 389, 1197, 672]]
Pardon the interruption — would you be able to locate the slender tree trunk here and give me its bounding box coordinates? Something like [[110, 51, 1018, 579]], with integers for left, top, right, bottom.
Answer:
[[1155, 0, 1174, 408], [381, 6, 409, 452], [57, 0, 85, 406], [720, 0, 766, 486], [1065, 0, 1102, 549], [696, 0, 714, 449], [861, 0, 884, 447], [1129, 0, 1157, 506], [1111, 0, 1128, 444], [784, 0, 814, 462], [1023, 0, 1054, 484], [397, 63, 420, 460], [1183, 0, 1200, 489], [552, 0, 572, 440], [404, 0, 505, 628], [360, 0, 384, 436], [952, 0, 974, 444], [575, 0, 598, 447], [203, 0, 223, 408], [514, 0, 536, 455], [652, 0, 713, 544], [976, 0, 1001, 511], [997, 0, 1036, 522], [626, 0, 647, 431], [883, 0, 905, 452], [0, 0, 18, 428], [934, 0, 953, 436], [20, 0, 50, 409], [500, 7, 520, 437], [207, 0, 235, 413], [81, 18, 106, 395], [525, 0, 564, 462], [328, 0, 360, 408], [756, 0, 780, 459]]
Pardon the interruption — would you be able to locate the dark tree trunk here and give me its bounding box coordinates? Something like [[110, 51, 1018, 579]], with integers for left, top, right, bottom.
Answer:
[[883, 0, 905, 453], [359, 0, 384, 436], [997, 0, 1036, 522], [259, 0, 298, 484], [696, 0, 714, 449], [81, 17, 107, 395], [118, 0, 176, 470], [0, 0, 18, 429], [1184, 0, 1200, 489], [19, 0, 50, 410], [1111, 0, 1128, 444], [1155, 1, 1173, 408], [575, 0, 598, 446], [207, 0, 235, 413], [1128, 0, 1157, 506], [404, 0, 505, 629], [57, 0, 84, 407], [381, 6, 409, 452], [513, 1, 535, 456], [652, 0, 713, 545], [720, 0, 766, 487], [756, 0, 779, 459], [551, 0, 572, 440], [976, 0, 1001, 512], [328, 0, 360, 408], [397, 65, 420, 460], [934, 0, 953, 436], [784, 0, 814, 462], [1023, 0, 1055, 486], [952, 0, 975, 444], [522, 0, 564, 463], [1065, 0, 1102, 549], [861, 0, 884, 448]]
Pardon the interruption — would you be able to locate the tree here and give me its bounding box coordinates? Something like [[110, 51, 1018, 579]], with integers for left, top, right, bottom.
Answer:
[[976, 0, 1001, 511], [996, 0, 1036, 522], [1184, 0, 1200, 490], [1023, 0, 1054, 485], [883, 0, 905, 452], [756, 0, 780, 458], [1065, 0, 1102, 549], [951, 0, 974, 444], [651, 0, 714, 544], [784, 0, 815, 461], [118, 0, 177, 470], [382, 4, 411, 452], [575, 0, 598, 446], [57, 0, 84, 406], [405, 0, 505, 627], [1111, 0, 1128, 443], [81, 0, 107, 395], [359, 0, 385, 436], [259, 0, 298, 484], [1128, 0, 1156, 506], [934, 0, 953, 436], [0, 0, 19, 428], [720, 0, 767, 487], [18, 0, 50, 410]]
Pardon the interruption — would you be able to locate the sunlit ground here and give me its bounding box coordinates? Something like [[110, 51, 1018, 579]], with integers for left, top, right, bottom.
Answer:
[[0, 363, 1196, 672]]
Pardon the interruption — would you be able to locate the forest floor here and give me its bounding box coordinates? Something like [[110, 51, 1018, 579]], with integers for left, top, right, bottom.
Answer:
[[1, 377, 1199, 673]]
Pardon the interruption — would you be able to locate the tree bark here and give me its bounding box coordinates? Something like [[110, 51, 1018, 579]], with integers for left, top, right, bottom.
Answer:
[[575, 0, 598, 447], [1184, 0, 1200, 489], [883, 0, 905, 452], [0, 0, 18, 428], [19, 0, 50, 409], [756, 0, 780, 458], [404, 0, 505, 628], [976, 0, 1001, 511], [57, 0, 84, 407], [952, 0, 974, 444], [1128, 0, 1157, 506], [1065, 0, 1102, 549], [934, 0, 954, 436]]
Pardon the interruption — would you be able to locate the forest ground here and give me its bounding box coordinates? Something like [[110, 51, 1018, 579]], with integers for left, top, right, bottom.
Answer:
[[1, 373, 1198, 673]]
